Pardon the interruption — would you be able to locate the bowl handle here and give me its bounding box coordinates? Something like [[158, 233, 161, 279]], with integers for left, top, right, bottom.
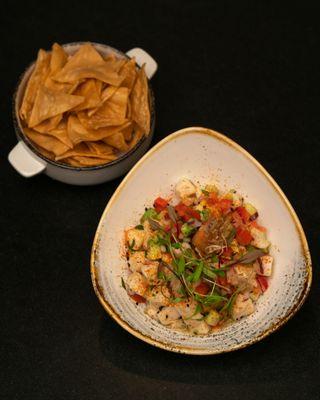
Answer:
[[126, 48, 158, 79], [8, 141, 47, 178]]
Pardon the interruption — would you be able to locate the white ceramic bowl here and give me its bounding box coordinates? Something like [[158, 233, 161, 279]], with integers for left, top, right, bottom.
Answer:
[[91, 127, 312, 355], [8, 42, 157, 185]]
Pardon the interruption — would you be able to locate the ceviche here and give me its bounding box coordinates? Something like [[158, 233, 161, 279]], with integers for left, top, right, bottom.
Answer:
[[122, 179, 273, 335]]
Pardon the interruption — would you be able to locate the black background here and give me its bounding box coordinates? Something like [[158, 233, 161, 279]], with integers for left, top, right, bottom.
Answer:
[[1, 1, 319, 399]]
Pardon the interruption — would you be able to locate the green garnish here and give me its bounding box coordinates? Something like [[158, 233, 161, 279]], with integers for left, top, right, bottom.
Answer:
[[177, 256, 186, 274], [195, 293, 227, 306], [185, 303, 202, 320], [211, 254, 219, 263], [135, 224, 144, 230], [227, 227, 236, 244], [171, 242, 182, 249], [200, 209, 210, 222], [220, 289, 240, 315], [121, 277, 126, 290], [181, 223, 195, 237], [141, 208, 159, 223], [128, 239, 136, 251], [171, 297, 185, 303], [191, 261, 203, 282], [201, 189, 210, 196]]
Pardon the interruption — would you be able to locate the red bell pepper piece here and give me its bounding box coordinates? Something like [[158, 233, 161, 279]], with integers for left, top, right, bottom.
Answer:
[[219, 199, 232, 214], [175, 203, 201, 221], [130, 294, 146, 303], [236, 206, 251, 223], [250, 220, 267, 232], [153, 197, 168, 212], [257, 276, 269, 292], [195, 282, 210, 295], [236, 228, 253, 245]]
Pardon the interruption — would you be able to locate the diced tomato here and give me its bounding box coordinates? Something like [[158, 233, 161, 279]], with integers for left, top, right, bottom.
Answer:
[[130, 294, 146, 303], [236, 206, 250, 223], [217, 275, 228, 287], [195, 282, 210, 295], [222, 247, 233, 258], [232, 211, 243, 228], [206, 191, 218, 205], [154, 197, 168, 212], [257, 276, 269, 292], [250, 220, 267, 232], [236, 228, 253, 245], [175, 203, 201, 221], [218, 199, 232, 214]]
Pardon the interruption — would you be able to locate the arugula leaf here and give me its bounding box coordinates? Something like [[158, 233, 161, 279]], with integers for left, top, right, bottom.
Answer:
[[135, 224, 144, 230], [203, 266, 217, 279], [177, 256, 185, 274], [192, 261, 203, 282], [195, 293, 227, 306]]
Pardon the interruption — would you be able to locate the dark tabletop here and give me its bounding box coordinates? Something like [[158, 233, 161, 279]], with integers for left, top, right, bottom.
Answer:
[[1, 1, 319, 399]]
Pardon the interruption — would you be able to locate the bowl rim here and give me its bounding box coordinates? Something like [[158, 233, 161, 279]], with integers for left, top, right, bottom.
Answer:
[[90, 126, 312, 355], [12, 41, 155, 171]]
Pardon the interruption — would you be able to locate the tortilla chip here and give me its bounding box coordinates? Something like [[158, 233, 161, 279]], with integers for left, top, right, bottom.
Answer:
[[84, 87, 129, 129], [103, 131, 128, 151], [86, 141, 114, 156], [120, 58, 137, 93], [46, 120, 73, 148], [20, 49, 50, 123], [28, 86, 84, 127], [104, 54, 127, 72], [87, 85, 118, 116], [73, 79, 102, 111], [52, 43, 123, 86], [130, 65, 150, 135], [121, 123, 133, 142], [55, 142, 115, 161], [128, 124, 144, 149], [33, 114, 62, 133], [68, 114, 130, 144], [50, 43, 68, 74], [67, 155, 116, 166], [24, 127, 70, 156]]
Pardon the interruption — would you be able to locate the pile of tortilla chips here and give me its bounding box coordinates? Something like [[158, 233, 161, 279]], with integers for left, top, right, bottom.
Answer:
[[19, 43, 150, 167]]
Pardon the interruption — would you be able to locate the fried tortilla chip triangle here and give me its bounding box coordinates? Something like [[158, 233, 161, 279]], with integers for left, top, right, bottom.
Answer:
[[50, 43, 68, 74], [52, 43, 123, 86], [130, 65, 150, 135], [28, 86, 84, 127], [20, 49, 50, 123], [85, 87, 129, 129]]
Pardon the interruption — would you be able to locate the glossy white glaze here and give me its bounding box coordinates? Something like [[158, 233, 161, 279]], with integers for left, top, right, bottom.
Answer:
[[92, 127, 312, 354]]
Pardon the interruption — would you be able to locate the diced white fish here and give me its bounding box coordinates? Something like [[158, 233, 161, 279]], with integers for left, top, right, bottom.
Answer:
[[126, 272, 148, 296]]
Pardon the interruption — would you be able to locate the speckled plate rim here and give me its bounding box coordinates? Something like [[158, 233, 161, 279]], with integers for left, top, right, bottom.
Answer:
[[90, 127, 312, 355]]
